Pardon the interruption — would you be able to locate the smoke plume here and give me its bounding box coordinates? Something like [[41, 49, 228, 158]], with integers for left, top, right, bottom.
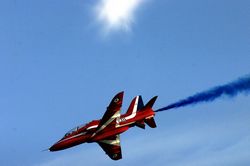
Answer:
[[155, 75, 250, 112]]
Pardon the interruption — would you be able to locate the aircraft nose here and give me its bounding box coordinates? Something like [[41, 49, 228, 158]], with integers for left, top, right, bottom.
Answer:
[[49, 142, 61, 152], [49, 144, 57, 151]]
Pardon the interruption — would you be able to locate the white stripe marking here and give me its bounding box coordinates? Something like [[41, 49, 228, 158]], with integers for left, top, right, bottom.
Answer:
[[87, 125, 98, 130], [93, 111, 120, 137], [125, 96, 139, 120]]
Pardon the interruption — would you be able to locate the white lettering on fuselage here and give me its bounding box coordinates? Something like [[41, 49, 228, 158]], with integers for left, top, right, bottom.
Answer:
[[116, 117, 126, 123]]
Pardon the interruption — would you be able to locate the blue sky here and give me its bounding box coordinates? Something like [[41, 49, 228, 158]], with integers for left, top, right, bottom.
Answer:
[[0, 0, 250, 166]]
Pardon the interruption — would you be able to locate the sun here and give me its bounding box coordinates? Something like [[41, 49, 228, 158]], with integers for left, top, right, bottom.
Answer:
[[96, 0, 143, 31]]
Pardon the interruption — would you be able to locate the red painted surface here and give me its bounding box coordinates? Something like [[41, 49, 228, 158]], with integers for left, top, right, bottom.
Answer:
[[49, 92, 157, 160]]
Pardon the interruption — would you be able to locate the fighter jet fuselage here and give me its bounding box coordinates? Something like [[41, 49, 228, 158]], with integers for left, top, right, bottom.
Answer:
[[50, 92, 157, 160]]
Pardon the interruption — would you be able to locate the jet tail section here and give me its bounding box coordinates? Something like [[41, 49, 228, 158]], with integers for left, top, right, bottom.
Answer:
[[144, 96, 158, 128], [135, 120, 145, 129], [127, 95, 158, 129], [145, 117, 157, 128], [137, 96, 144, 111], [144, 96, 158, 109], [126, 96, 144, 115]]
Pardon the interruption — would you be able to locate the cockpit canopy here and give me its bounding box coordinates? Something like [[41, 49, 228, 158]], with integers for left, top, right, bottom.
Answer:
[[65, 123, 86, 137], [64, 120, 99, 137]]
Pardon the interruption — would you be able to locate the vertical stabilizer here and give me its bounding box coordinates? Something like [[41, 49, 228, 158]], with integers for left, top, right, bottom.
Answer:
[[126, 96, 144, 115]]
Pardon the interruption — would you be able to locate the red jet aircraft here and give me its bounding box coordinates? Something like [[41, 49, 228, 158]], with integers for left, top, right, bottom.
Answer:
[[50, 92, 157, 160]]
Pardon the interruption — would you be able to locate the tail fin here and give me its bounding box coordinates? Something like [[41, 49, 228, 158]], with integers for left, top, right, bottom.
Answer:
[[126, 96, 144, 115], [137, 96, 144, 111]]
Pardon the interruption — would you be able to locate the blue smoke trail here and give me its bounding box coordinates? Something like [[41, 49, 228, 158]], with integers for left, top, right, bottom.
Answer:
[[155, 75, 250, 112]]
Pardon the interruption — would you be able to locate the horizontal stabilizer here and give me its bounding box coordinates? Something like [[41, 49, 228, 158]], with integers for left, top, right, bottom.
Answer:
[[145, 118, 157, 128], [135, 121, 145, 129], [145, 96, 158, 108]]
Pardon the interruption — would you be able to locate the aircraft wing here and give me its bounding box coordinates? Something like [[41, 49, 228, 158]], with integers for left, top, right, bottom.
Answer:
[[95, 92, 124, 134], [98, 135, 122, 160]]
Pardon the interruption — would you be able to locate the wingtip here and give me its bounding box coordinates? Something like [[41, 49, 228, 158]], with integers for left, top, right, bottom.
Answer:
[[118, 91, 124, 96], [114, 91, 124, 101]]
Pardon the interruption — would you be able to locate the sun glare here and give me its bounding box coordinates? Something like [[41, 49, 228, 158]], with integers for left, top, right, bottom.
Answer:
[[96, 0, 143, 31]]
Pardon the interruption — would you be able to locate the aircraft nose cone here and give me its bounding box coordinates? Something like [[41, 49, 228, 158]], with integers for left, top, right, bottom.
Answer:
[[49, 142, 61, 152], [49, 145, 56, 151]]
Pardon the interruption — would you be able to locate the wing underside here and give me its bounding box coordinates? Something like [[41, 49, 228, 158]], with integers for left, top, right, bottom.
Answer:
[[98, 135, 122, 160]]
